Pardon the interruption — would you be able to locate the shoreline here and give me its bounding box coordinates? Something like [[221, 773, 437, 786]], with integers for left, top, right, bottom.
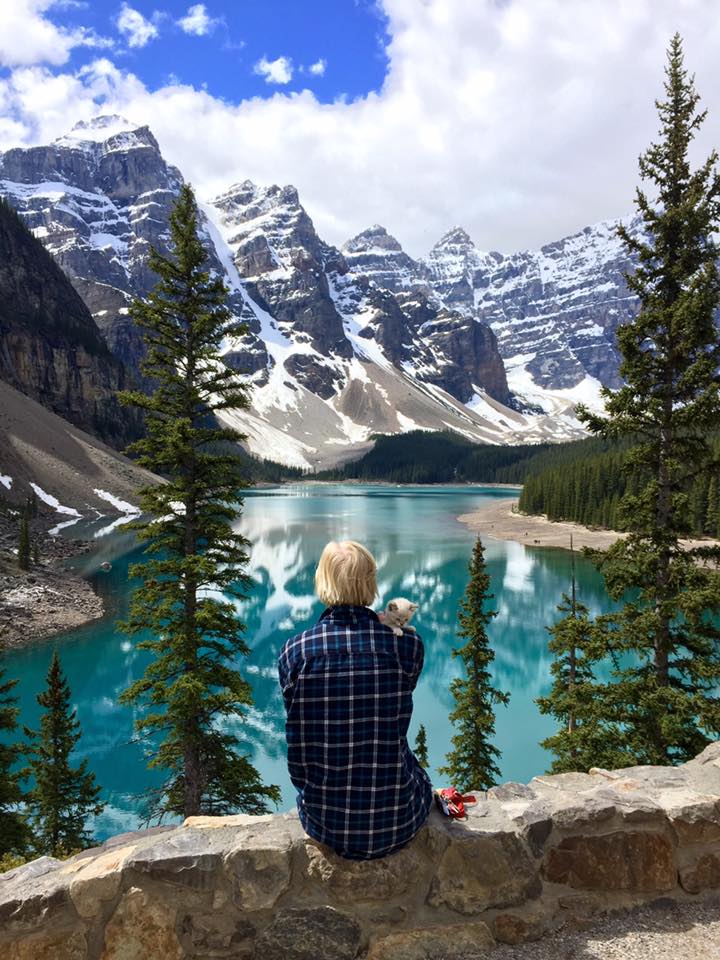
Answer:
[[457, 497, 625, 550], [458, 497, 720, 553], [0, 512, 105, 649]]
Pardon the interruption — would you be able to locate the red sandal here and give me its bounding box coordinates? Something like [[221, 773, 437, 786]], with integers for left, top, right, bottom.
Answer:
[[434, 787, 477, 819]]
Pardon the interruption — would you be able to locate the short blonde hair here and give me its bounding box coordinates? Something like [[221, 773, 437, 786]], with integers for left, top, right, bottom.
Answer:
[[315, 540, 378, 607]]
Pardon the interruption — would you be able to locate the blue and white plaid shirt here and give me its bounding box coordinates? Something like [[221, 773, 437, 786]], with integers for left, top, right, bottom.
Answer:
[[278, 604, 433, 860]]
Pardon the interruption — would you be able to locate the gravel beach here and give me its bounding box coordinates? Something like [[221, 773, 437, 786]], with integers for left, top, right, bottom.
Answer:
[[0, 510, 104, 648], [493, 896, 720, 959]]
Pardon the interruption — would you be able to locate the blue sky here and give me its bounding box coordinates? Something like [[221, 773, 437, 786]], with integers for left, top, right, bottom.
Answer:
[[47, 1, 389, 103], [2, 2, 720, 255]]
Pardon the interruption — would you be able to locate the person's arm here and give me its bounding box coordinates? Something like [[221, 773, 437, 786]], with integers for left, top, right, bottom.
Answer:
[[407, 632, 425, 691]]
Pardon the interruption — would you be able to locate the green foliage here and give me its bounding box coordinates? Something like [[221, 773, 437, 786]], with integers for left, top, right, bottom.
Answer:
[[118, 183, 280, 820], [0, 643, 29, 857], [0, 852, 29, 873], [574, 36, 720, 765], [536, 543, 631, 772], [321, 430, 631, 486], [414, 724, 429, 768], [23, 651, 103, 857], [519, 439, 720, 536], [439, 538, 509, 791]]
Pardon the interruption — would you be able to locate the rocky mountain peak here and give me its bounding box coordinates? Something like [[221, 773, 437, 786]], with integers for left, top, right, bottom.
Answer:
[[431, 225, 475, 252], [51, 116, 161, 156], [343, 224, 403, 254]]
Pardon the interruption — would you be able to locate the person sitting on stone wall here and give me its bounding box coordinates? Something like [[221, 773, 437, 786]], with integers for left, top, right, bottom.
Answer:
[[277, 539, 432, 860]]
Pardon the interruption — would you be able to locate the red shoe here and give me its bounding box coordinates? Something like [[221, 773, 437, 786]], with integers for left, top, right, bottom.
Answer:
[[435, 787, 477, 819]]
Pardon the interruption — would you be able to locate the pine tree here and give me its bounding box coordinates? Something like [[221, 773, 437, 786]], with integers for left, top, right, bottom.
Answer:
[[578, 35, 720, 765], [536, 539, 627, 772], [414, 724, 429, 769], [17, 510, 30, 571], [439, 538, 509, 791], [0, 640, 29, 857], [24, 651, 103, 856], [118, 183, 280, 820]]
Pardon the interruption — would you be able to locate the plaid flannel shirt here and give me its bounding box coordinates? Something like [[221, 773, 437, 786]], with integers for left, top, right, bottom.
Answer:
[[278, 604, 433, 860]]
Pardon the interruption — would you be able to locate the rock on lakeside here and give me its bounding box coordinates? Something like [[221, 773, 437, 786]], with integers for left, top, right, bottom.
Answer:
[[2, 743, 720, 959]]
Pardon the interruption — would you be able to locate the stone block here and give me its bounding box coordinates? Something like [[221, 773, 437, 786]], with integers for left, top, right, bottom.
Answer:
[[367, 922, 494, 960], [659, 793, 720, 844], [679, 853, 720, 894], [100, 887, 181, 960], [66, 845, 134, 919], [0, 856, 73, 933], [428, 829, 539, 915], [492, 909, 546, 945], [0, 928, 87, 960], [543, 831, 676, 892], [223, 818, 294, 911], [304, 839, 426, 903], [126, 829, 221, 892], [254, 906, 362, 960]]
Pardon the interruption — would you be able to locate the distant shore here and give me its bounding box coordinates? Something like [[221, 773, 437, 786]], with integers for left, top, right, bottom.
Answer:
[[458, 497, 720, 553], [457, 497, 625, 550]]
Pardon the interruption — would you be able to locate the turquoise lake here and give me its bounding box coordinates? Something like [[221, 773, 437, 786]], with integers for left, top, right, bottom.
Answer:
[[4, 483, 616, 840]]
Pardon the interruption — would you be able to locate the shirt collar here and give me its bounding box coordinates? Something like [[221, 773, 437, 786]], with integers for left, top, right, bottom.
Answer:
[[320, 604, 380, 624]]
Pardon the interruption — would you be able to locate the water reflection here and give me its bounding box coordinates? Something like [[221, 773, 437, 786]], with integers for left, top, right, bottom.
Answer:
[[4, 484, 616, 839]]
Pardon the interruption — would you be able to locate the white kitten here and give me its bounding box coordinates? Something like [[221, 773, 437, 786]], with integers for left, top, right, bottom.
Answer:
[[380, 597, 419, 636]]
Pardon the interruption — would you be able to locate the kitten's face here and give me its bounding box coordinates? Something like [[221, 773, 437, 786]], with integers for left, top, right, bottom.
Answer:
[[387, 598, 419, 623]]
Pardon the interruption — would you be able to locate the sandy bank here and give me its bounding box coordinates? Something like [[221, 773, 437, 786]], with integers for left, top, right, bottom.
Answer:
[[458, 497, 720, 553]]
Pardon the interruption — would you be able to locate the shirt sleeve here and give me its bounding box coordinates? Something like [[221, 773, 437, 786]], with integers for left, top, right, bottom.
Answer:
[[408, 632, 425, 691]]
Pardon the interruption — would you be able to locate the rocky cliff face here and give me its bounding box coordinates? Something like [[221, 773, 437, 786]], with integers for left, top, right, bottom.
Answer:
[[2, 743, 719, 958], [343, 217, 644, 412], [0, 198, 138, 448]]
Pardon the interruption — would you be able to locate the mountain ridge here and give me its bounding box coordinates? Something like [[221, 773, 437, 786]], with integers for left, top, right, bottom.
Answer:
[[0, 115, 641, 467]]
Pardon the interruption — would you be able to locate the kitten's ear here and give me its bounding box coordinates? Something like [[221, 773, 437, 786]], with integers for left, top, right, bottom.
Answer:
[[388, 601, 398, 611], [410, 603, 418, 612]]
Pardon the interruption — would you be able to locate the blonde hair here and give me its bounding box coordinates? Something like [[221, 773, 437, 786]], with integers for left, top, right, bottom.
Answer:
[[315, 540, 378, 607]]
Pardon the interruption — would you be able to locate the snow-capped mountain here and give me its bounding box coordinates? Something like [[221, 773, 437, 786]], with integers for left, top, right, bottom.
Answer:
[[0, 116, 634, 467], [342, 218, 642, 415]]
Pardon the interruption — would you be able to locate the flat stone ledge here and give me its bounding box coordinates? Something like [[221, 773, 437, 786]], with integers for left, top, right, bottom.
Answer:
[[0, 746, 719, 958]]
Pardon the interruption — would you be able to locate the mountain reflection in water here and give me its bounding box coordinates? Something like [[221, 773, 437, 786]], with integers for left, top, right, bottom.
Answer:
[[4, 484, 614, 840]]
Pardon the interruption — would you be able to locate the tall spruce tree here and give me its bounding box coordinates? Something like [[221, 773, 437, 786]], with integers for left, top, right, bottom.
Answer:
[[536, 539, 626, 772], [118, 183, 279, 820], [439, 538, 509, 791], [24, 651, 103, 856], [414, 724, 429, 769], [578, 34, 720, 765], [0, 640, 29, 857]]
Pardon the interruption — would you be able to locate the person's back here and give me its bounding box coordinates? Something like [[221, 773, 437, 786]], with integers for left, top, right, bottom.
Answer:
[[277, 541, 432, 860]]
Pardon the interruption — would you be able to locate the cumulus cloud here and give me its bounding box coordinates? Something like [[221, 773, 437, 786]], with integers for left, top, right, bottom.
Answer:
[[116, 4, 159, 49], [178, 4, 218, 37], [2, 1, 720, 256], [0, 0, 111, 67], [308, 59, 327, 77], [254, 55, 293, 85]]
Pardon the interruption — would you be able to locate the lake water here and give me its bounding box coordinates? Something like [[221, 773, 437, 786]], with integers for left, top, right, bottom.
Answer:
[[4, 483, 615, 840]]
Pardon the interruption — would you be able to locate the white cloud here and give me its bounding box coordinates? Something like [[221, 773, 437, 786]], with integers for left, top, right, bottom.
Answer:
[[2, 1, 720, 257], [178, 4, 218, 37], [308, 59, 327, 77], [116, 4, 159, 49], [254, 55, 293, 85], [0, 0, 110, 67]]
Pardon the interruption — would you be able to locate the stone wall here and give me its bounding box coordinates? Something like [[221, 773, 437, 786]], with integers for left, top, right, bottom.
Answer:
[[2, 744, 720, 960]]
